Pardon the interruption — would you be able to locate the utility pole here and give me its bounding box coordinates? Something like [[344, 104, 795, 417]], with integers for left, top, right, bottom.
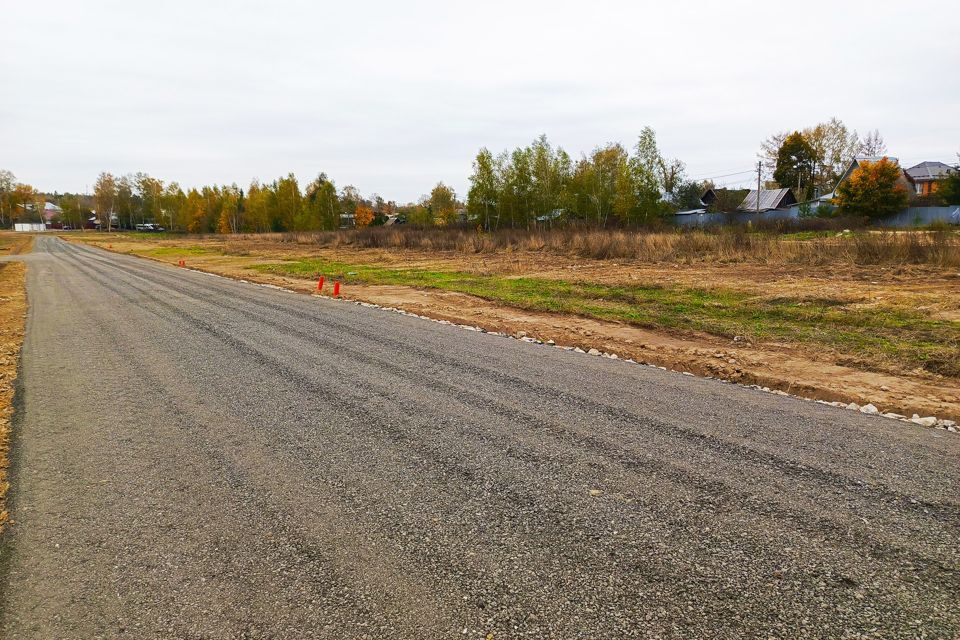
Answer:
[[756, 160, 762, 214]]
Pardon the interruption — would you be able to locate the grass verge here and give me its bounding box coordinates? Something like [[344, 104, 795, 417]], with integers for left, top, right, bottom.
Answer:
[[252, 257, 960, 378], [0, 242, 29, 532], [142, 246, 217, 257]]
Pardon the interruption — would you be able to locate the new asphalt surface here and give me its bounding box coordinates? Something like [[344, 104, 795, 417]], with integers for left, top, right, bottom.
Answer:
[[1, 236, 958, 638]]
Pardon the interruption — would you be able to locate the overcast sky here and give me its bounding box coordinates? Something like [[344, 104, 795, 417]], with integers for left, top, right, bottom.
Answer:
[[3, 0, 959, 201]]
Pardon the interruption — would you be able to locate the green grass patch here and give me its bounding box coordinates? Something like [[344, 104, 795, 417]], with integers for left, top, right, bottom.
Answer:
[[777, 230, 840, 241], [142, 246, 216, 257], [252, 257, 960, 377], [126, 231, 176, 239]]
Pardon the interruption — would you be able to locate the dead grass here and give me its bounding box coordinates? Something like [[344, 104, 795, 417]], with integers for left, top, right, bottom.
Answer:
[[239, 226, 960, 267], [0, 234, 33, 257], [0, 237, 29, 532]]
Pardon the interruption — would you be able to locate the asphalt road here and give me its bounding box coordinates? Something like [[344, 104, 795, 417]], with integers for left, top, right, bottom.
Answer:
[[1, 236, 958, 639]]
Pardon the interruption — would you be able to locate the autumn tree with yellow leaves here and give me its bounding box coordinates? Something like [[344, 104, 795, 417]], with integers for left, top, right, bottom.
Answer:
[[834, 158, 909, 219], [354, 204, 374, 227]]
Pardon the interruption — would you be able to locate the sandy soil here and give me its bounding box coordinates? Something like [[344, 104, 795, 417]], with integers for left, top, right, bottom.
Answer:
[[0, 233, 30, 531], [72, 233, 960, 420]]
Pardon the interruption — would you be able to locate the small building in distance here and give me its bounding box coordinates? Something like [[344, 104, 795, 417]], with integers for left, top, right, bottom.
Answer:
[[42, 201, 62, 222], [701, 187, 750, 212], [15, 201, 61, 224], [738, 188, 797, 212], [13, 222, 47, 232], [905, 161, 957, 197], [700, 188, 718, 208]]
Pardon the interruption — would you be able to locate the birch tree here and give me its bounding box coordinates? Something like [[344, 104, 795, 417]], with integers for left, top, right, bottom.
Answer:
[[0, 170, 14, 227], [93, 172, 117, 231]]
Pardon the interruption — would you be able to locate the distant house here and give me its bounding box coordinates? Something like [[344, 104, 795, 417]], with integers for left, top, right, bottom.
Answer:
[[535, 209, 564, 223], [662, 191, 706, 215], [905, 161, 957, 197], [15, 201, 61, 223], [700, 188, 718, 208], [87, 211, 119, 229], [42, 202, 62, 222], [701, 187, 750, 213], [738, 188, 797, 212]]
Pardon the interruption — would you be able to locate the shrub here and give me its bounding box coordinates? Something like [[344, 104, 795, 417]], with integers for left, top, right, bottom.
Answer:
[[815, 204, 836, 218], [937, 171, 960, 205]]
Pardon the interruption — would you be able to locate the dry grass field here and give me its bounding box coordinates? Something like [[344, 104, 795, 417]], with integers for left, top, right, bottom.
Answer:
[[0, 233, 30, 531], [70, 227, 960, 420]]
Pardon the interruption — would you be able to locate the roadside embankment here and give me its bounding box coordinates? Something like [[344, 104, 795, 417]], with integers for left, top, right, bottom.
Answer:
[[0, 234, 30, 531]]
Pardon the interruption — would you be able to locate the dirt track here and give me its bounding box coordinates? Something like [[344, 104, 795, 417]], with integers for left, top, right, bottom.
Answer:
[[1, 236, 958, 638]]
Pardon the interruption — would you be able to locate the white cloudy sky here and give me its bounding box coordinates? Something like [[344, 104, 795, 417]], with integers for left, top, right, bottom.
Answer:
[[3, 0, 958, 201]]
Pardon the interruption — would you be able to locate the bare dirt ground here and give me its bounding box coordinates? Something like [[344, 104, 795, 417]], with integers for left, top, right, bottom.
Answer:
[[71, 232, 960, 420], [0, 233, 30, 531]]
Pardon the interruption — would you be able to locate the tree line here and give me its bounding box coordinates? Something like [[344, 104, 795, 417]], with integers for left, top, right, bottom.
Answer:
[[758, 118, 888, 199], [88, 172, 407, 233], [0, 170, 45, 228], [4, 117, 955, 232], [23, 126, 706, 234], [84, 172, 466, 232], [466, 129, 703, 230]]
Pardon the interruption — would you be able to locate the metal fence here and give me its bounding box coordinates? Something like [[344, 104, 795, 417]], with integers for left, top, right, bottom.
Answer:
[[874, 206, 960, 227], [674, 206, 960, 228]]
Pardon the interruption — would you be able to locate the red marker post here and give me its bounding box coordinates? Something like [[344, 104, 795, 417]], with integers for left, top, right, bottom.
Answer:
[[317, 276, 325, 291], [333, 281, 340, 297]]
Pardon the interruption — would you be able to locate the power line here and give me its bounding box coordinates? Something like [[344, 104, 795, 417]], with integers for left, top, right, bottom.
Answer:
[[688, 168, 757, 181], [695, 155, 958, 185]]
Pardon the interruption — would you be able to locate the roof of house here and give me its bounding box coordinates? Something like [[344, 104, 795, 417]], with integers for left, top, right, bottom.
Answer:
[[906, 161, 956, 182], [16, 201, 61, 211], [738, 188, 795, 212], [854, 155, 897, 165]]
